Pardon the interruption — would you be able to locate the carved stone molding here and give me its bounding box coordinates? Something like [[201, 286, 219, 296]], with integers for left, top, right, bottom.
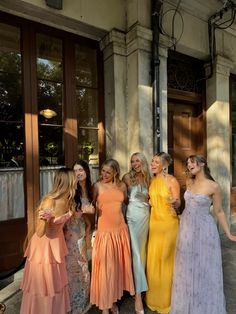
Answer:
[[100, 29, 126, 60], [215, 55, 234, 77]]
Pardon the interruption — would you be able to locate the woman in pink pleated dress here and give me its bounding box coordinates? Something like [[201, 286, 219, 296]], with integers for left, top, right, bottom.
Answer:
[[90, 159, 135, 314], [20, 168, 77, 314]]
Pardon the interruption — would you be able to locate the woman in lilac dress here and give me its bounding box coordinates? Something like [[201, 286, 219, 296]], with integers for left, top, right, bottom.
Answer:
[[170, 155, 236, 314]]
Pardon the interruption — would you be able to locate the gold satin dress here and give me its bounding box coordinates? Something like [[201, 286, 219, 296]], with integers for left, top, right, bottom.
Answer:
[[146, 176, 179, 314]]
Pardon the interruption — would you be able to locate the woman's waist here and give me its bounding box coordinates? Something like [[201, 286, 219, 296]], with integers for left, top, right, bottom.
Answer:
[[150, 210, 179, 222], [126, 206, 150, 220], [98, 216, 126, 230], [97, 221, 128, 233]]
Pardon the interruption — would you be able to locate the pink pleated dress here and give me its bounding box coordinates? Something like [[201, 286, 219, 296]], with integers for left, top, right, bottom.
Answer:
[[90, 188, 135, 310], [20, 211, 73, 314]]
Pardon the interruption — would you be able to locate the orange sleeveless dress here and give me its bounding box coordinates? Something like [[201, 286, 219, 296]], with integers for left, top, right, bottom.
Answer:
[[90, 188, 135, 310], [20, 212, 72, 314]]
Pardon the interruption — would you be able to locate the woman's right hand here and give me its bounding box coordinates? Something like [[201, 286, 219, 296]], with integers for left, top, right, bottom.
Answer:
[[39, 208, 54, 221], [227, 233, 236, 242]]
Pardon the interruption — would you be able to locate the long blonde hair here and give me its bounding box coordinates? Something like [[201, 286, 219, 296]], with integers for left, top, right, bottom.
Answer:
[[129, 152, 151, 187], [38, 167, 76, 212], [24, 168, 76, 250]]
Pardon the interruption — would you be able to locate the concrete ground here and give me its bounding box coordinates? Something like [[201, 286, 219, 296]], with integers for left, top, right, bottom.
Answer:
[[1, 214, 236, 314]]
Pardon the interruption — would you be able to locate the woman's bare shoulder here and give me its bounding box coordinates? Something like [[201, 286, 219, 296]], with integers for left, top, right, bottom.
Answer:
[[122, 173, 131, 185], [167, 174, 179, 185]]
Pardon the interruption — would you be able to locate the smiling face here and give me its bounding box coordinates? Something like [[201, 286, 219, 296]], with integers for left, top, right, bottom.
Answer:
[[131, 155, 142, 173], [150, 155, 164, 175], [73, 164, 87, 183], [186, 158, 202, 176], [101, 165, 116, 183]]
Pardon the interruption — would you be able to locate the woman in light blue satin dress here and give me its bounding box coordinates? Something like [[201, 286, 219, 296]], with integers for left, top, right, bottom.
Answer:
[[123, 152, 151, 314]]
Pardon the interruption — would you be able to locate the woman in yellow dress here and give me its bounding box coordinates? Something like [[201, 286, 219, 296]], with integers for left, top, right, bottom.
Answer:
[[146, 152, 180, 314]]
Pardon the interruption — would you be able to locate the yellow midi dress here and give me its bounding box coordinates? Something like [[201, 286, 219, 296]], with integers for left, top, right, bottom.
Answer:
[[146, 176, 179, 314]]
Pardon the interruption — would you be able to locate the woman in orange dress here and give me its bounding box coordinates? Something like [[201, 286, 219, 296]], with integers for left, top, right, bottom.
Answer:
[[20, 168, 77, 314], [90, 159, 135, 314]]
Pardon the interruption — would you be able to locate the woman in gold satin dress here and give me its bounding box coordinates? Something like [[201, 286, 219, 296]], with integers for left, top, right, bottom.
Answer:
[[146, 152, 180, 314]]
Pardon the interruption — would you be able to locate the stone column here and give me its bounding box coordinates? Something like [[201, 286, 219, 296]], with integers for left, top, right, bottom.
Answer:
[[126, 26, 169, 167], [206, 55, 233, 224], [100, 30, 128, 172], [126, 24, 153, 166], [159, 36, 169, 153]]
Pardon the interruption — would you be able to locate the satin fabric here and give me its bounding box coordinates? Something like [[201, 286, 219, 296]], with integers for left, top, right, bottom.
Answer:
[[146, 176, 179, 314]]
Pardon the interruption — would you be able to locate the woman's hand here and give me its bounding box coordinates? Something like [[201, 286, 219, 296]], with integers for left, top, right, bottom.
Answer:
[[39, 208, 54, 221], [81, 203, 95, 214], [227, 233, 236, 242], [74, 210, 83, 219]]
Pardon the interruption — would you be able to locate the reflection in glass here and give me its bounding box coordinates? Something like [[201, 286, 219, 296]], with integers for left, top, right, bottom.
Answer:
[[78, 128, 98, 164], [76, 45, 99, 166], [38, 80, 63, 125], [76, 45, 97, 88], [77, 88, 98, 127], [0, 23, 24, 221], [37, 34, 62, 82], [39, 126, 63, 166], [37, 33, 64, 167]]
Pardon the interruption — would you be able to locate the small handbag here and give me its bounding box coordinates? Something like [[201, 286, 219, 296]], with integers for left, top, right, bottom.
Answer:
[[81, 202, 95, 214]]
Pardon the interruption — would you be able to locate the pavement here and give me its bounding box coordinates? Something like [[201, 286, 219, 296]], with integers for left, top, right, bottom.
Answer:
[[1, 214, 236, 314]]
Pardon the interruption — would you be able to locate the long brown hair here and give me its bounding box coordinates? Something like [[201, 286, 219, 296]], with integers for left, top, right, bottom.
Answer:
[[186, 155, 215, 181]]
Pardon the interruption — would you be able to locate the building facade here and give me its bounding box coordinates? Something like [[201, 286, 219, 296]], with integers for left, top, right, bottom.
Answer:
[[0, 0, 236, 272]]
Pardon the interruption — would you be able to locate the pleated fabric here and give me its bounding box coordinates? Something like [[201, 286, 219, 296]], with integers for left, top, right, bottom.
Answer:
[[90, 188, 135, 310], [146, 176, 179, 314], [170, 190, 226, 314], [20, 212, 72, 314]]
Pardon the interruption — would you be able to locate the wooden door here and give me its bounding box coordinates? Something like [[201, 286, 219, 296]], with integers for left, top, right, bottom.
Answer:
[[168, 101, 205, 205]]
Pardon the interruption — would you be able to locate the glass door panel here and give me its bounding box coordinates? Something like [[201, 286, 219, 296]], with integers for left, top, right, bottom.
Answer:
[[0, 23, 24, 221], [37, 33, 64, 197], [76, 45, 99, 169]]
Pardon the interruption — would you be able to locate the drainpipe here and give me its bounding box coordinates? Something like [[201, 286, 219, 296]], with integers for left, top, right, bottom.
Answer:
[[151, 0, 163, 153]]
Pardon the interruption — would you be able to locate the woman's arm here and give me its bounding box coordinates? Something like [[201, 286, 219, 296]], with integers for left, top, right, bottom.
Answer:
[[120, 181, 128, 205], [92, 183, 99, 204], [169, 176, 181, 209], [36, 199, 54, 237], [122, 173, 130, 187], [212, 183, 236, 241]]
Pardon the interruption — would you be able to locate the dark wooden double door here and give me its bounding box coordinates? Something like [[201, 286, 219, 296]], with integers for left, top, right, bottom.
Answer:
[[168, 98, 205, 207]]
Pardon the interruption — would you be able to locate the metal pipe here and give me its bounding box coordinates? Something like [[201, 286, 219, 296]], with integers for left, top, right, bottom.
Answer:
[[151, 0, 163, 153]]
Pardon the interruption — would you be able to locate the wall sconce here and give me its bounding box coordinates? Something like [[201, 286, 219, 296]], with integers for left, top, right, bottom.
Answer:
[[40, 109, 57, 119]]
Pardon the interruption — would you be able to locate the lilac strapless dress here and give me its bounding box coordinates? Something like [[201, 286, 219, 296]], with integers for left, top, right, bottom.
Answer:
[[170, 190, 226, 314]]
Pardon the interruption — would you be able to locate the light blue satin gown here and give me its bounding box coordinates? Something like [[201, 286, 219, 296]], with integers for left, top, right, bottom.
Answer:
[[126, 184, 150, 293]]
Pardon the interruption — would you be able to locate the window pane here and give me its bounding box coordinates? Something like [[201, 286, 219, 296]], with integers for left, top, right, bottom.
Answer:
[[232, 81, 236, 186], [37, 34, 62, 82], [0, 23, 24, 221], [38, 80, 63, 125], [78, 128, 99, 165], [77, 87, 98, 127], [39, 126, 64, 166], [76, 45, 97, 88], [37, 33, 64, 168], [0, 23, 22, 122]]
